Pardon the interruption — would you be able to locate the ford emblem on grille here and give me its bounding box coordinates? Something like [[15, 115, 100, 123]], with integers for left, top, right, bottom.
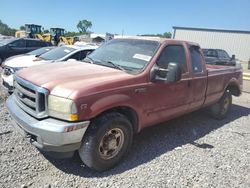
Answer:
[[17, 92, 24, 98]]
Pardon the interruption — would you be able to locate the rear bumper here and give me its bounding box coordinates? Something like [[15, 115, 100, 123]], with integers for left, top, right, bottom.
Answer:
[[6, 95, 90, 152]]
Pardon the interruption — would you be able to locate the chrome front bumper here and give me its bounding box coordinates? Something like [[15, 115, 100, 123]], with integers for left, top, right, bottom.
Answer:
[[1, 74, 14, 92], [6, 95, 90, 152]]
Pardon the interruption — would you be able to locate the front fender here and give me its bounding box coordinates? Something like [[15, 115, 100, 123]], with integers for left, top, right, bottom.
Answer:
[[88, 94, 135, 117]]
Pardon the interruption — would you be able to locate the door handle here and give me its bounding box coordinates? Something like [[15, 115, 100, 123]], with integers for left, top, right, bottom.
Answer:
[[188, 80, 192, 87]]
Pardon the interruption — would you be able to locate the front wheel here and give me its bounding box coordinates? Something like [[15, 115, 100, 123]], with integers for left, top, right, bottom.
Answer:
[[210, 90, 232, 119], [78, 112, 133, 171]]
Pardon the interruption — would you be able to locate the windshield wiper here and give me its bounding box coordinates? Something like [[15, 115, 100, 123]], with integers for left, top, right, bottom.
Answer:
[[83, 58, 126, 72], [102, 60, 126, 71]]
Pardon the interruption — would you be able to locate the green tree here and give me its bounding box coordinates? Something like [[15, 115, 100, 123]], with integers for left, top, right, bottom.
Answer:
[[163, 32, 172, 38], [20, 25, 25, 30], [77, 20, 92, 33], [139, 31, 172, 38], [0, 20, 16, 36]]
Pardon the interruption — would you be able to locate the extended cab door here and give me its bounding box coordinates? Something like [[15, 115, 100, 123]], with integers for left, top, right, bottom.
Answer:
[[188, 45, 207, 111], [144, 43, 193, 126]]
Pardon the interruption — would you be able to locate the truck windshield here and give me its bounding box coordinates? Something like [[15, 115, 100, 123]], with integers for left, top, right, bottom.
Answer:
[[27, 47, 54, 56], [39, 46, 75, 60], [85, 39, 160, 73]]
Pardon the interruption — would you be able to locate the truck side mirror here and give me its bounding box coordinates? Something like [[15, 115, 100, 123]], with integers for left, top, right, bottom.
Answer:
[[166, 62, 182, 82], [151, 62, 182, 83], [231, 55, 235, 60]]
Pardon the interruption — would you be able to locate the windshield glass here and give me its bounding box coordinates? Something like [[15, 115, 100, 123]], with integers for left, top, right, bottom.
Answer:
[[39, 46, 75, 60], [27, 47, 54, 56], [0, 38, 16, 46], [86, 39, 160, 73]]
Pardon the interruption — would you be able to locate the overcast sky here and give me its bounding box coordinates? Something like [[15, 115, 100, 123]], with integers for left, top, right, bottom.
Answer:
[[1, 0, 250, 35]]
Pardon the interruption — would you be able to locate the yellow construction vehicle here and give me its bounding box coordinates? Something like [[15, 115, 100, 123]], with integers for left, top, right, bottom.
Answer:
[[15, 24, 51, 42], [15, 24, 76, 46], [50, 28, 75, 46]]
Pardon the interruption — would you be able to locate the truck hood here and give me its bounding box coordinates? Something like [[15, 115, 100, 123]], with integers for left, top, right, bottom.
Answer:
[[5, 55, 53, 68], [16, 61, 134, 99]]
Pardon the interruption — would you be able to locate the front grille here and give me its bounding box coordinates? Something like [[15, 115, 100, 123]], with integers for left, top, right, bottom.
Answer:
[[13, 75, 49, 118]]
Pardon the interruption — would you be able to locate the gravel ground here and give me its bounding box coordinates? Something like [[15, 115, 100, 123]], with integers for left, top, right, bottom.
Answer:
[[0, 69, 250, 188]]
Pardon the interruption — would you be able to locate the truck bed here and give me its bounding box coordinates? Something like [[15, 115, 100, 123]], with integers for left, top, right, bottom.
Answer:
[[204, 64, 242, 106]]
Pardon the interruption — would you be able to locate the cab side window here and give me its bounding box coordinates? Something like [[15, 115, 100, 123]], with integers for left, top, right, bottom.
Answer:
[[157, 45, 187, 73], [10, 40, 26, 48], [189, 46, 203, 73], [219, 50, 230, 59]]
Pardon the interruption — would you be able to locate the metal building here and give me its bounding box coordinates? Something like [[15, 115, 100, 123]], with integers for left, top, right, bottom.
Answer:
[[172, 26, 250, 62]]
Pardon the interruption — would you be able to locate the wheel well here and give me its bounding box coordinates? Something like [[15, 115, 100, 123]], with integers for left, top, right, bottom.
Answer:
[[98, 107, 139, 134], [226, 84, 241, 96]]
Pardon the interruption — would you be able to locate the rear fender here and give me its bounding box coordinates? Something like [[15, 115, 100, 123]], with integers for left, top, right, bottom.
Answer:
[[224, 78, 241, 96]]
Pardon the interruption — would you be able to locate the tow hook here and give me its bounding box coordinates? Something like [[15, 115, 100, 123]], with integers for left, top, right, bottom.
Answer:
[[26, 134, 43, 149]]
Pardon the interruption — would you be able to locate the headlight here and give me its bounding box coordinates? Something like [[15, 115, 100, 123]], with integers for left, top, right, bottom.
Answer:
[[48, 95, 78, 121]]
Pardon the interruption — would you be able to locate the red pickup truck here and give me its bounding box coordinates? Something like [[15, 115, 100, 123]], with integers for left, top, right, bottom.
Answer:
[[6, 38, 242, 171]]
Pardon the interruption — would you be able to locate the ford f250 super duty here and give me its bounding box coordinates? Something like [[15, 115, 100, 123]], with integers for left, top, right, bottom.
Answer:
[[6, 38, 242, 171]]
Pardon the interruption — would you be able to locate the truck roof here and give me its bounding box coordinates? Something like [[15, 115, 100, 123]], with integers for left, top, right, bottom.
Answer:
[[114, 37, 199, 46]]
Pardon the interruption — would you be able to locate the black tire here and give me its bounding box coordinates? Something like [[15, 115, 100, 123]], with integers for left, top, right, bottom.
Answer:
[[210, 91, 232, 119], [58, 42, 66, 46], [78, 112, 133, 171]]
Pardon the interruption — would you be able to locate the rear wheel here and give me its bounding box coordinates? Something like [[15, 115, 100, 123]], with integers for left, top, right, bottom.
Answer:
[[78, 112, 133, 171], [210, 91, 232, 119]]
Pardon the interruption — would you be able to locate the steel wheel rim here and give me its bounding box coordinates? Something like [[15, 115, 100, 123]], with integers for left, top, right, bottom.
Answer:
[[99, 128, 125, 160], [222, 97, 230, 114]]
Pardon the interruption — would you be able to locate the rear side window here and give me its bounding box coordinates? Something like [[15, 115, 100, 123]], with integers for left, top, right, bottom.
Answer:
[[26, 40, 40, 47], [157, 45, 187, 72], [218, 50, 230, 59], [189, 46, 203, 73]]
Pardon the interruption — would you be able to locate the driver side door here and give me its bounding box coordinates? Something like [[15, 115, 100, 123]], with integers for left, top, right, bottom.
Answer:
[[143, 43, 193, 127]]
